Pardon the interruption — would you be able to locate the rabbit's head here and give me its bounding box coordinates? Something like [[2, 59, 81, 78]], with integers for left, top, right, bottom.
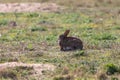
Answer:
[[59, 30, 70, 40]]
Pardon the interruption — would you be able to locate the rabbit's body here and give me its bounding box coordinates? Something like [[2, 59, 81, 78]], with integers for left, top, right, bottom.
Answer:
[[59, 30, 83, 51]]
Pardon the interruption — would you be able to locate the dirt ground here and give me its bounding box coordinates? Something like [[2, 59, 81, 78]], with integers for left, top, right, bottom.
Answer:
[[0, 62, 55, 79], [0, 3, 64, 12]]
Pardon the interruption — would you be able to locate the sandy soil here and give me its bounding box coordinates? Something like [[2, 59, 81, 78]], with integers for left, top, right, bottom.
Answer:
[[0, 62, 55, 79], [0, 3, 64, 12]]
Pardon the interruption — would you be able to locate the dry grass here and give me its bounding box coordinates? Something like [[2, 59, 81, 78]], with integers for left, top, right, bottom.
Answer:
[[1, 0, 120, 8]]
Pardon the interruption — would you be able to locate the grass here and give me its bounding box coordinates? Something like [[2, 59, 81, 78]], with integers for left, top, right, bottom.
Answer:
[[0, 19, 8, 26], [0, 12, 119, 80], [0, 1, 120, 79]]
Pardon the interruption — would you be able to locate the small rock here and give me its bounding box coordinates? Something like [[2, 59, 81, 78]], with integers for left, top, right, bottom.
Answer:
[[8, 21, 17, 27]]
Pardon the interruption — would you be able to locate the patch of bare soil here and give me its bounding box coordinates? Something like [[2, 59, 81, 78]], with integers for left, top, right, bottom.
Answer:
[[0, 62, 55, 79], [0, 3, 64, 12]]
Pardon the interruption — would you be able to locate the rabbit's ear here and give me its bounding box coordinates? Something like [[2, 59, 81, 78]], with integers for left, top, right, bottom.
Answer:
[[64, 30, 70, 36]]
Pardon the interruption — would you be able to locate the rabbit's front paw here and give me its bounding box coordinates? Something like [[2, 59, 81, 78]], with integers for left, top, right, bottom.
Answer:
[[61, 47, 73, 51]]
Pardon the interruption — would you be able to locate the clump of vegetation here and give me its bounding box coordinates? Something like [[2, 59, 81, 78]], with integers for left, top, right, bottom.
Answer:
[[113, 26, 120, 30], [26, 13, 39, 17], [25, 43, 34, 51], [0, 19, 8, 26], [105, 63, 120, 75], [93, 33, 117, 40], [31, 26, 47, 32], [73, 50, 85, 57]]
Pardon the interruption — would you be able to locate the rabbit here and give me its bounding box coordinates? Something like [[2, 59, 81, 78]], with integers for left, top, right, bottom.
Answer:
[[59, 30, 83, 51]]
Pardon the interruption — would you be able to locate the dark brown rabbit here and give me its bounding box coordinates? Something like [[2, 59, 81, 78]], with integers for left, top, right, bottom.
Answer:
[[59, 30, 83, 51]]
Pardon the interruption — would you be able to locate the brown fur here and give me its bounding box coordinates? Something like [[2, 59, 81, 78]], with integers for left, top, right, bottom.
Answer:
[[59, 30, 83, 51]]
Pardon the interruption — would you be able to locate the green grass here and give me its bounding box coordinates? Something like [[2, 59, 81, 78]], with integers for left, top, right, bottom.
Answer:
[[0, 10, 120, 80], [105, 63, 120, 75]]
